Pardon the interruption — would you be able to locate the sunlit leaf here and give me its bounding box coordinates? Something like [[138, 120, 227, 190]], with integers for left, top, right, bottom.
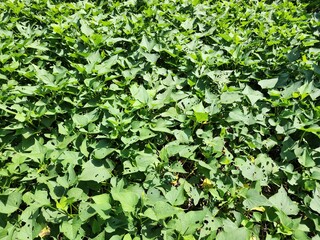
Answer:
[[79, 160, 112, 182], [269, 186, 299, 215]]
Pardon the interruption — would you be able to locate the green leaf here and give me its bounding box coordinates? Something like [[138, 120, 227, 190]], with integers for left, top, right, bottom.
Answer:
[[95, 55, 118, 75], [139, 128, 156, 141], [287, 47, 300, 62], [25, 40, 49, 51], [58, 151, 81, 166], [192, 102, 208, 123], [144, 188, 166, 206], [228, 108, 255, 125], [220, 92, 242, 104], [123, 233, 132, 240], [32, 64, 57, 88], [79, 160, 112, 182], [86, 50, 102, 65], [242, 85, 264, 105], [167, 161, 187, 173], [269, 186, 299, 215], [167, 210, 207, 236], [111, 190, 139, 212], [165, 184, 186, 206], [199, 216, 222, 239], [298, 148, 315, 168], [313, 64, 320, 75], [15, 112, 26, 122], [135, 154, 159, 171], [60, 217, 84, 240], [243, 189, 272, 210], [93, 148, 115, 160], [0, 1, 318, 239], [183, 180, 200, 205], [142, 53, 160, 63], [173, 129, 192, 144], [79, 202, 96, 221], [0, 191, 22, 214], [143, 201, 181, 220], [80, 19, 94, 37], [216, 227, 250, 240], [130, 84, 149, 105], [80, 138, 89, 157], [140, 35, 156, 52], [258, 78, 278, 89], [164, 144, 198, 159], [181, 18, 195, 30], [33, 190, 51, 206], [276, 210, 300, 235], [183, 235, 196, 240], [91, 194, 112, 220], [310, 186, 320, 214], [72, 109, 99, 127], [237, 158, 264, 182]]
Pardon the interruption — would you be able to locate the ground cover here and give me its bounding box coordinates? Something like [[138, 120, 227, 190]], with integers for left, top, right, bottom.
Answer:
[[0, 0, 319, 239]]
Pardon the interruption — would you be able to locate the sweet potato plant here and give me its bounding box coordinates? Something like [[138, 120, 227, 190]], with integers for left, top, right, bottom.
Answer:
[[0, 0, 319, 239]]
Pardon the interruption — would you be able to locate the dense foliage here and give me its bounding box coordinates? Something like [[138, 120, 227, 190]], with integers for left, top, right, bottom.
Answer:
[[0, 0, 320, 239]]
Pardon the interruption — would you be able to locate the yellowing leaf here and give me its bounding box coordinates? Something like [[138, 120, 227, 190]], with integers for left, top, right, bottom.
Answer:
[[38, 226, 51, 238], [202, 178, 213, 189], [251, 206, 265, 212]]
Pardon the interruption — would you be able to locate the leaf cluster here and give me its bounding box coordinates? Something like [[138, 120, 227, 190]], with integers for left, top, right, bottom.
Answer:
[[0, 0, 319, 239]]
